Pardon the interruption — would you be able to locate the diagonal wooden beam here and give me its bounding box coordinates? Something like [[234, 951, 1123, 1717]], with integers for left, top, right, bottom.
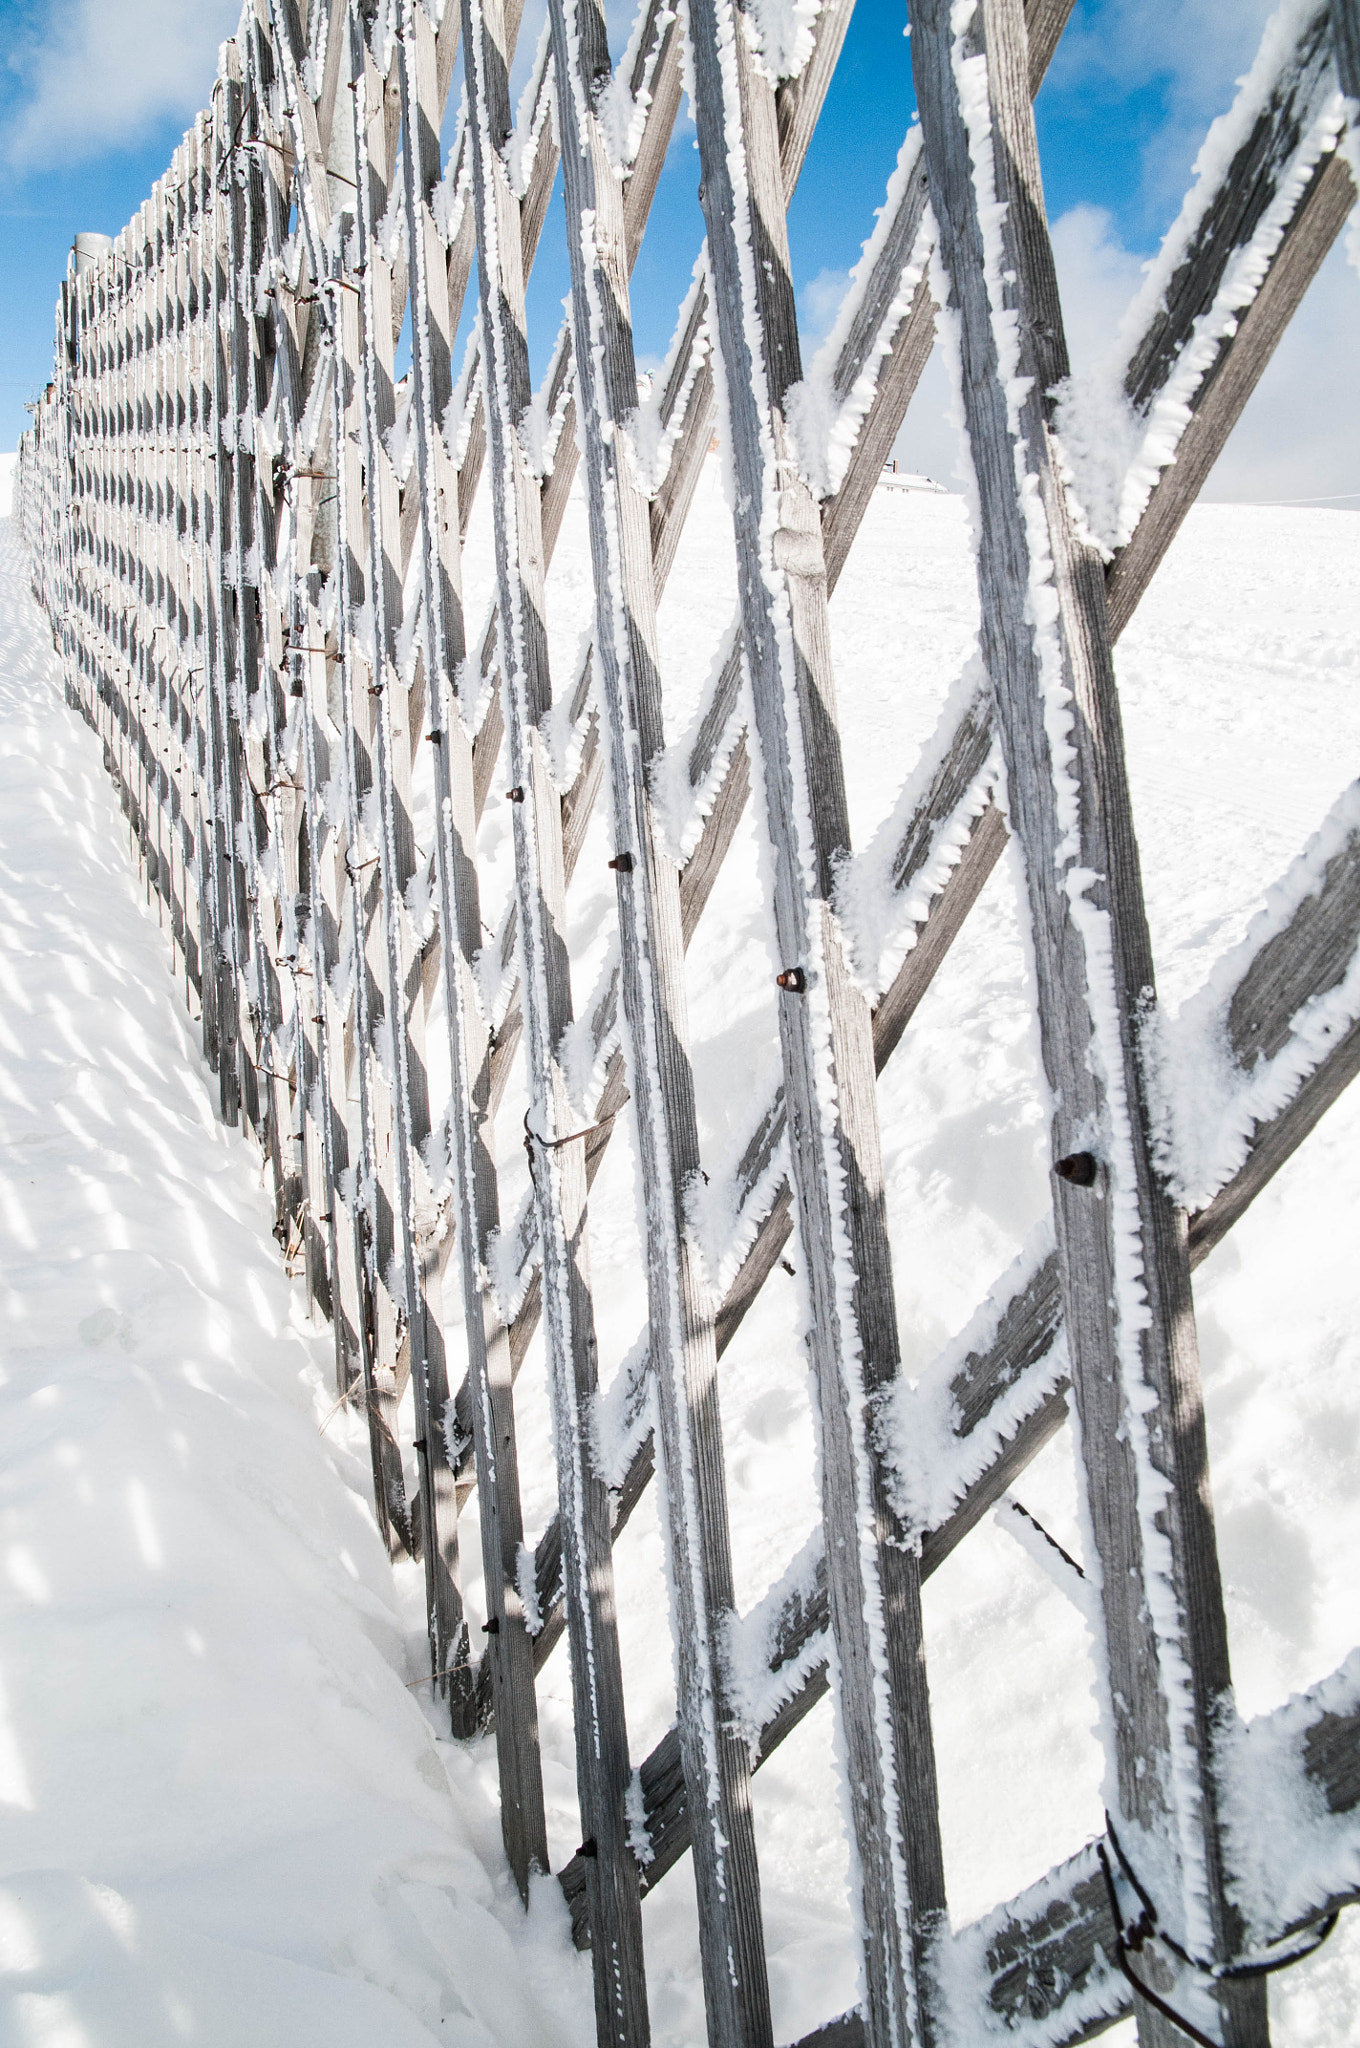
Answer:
[[528, 0, 1356, 1651], [557, 0, 1351, 2015], [949, 1643, 1360, 2046]]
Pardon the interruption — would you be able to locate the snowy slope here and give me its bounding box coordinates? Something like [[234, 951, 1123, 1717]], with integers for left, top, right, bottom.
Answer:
[[0, 521, 595, 2048], [4, 469, 1360, 2045]]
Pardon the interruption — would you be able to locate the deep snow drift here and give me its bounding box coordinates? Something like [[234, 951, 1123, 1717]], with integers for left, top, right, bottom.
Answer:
[[3, 471, 1359, 2044], [0, 520, 594, 2048]]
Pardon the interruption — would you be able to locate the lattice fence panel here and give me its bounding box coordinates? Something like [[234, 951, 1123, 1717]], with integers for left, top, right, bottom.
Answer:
[[17, 0, 1360, 2043]]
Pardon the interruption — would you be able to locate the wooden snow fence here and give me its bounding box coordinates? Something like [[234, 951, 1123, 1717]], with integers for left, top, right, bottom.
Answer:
[[16, 0, 1360, 2042]]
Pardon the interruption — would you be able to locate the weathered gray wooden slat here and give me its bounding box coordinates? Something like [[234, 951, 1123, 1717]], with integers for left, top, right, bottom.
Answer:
[[183, 144, 247, 1106], [473, 0, 921, 1392], [243, 3, 319, 1268], [348, 8, 479, 1694], [1335, 0, 1360, 100], [302, 58, 415, 1562], [557, 0, 1360, 1998], [552, 0, 772, 2032], [395, 0, 548, 1860], [216, 60, 289, 1192], [461, 0, 643, 1926], [1123, 2, 1334, 416], [853, 0, 1355, 986], [957, 1641, 1360, 2043], [802, 0, 1094, 581], [466, 0, 849, 865], [255, 0, 365, 1383], [909, 7, 1264, 2046], [1187, 1013, 1360, 1265], [1105, 153, 1355, 641], [1108, 20, 1354, 634], [688, 0, 948, 2037], [964, 1656, 1360, 2043]]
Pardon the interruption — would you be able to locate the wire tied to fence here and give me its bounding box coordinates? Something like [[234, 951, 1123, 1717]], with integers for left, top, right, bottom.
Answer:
[[522, 1099, 629, 1183], [1096, 1812, 1338, 2047]]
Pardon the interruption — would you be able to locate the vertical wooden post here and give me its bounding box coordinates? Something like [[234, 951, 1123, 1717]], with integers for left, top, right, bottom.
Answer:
[[345, 3, 477, 1701], [391, 0, 551, 1882], [457, 0, 654, 1931], [216, 55, 289, 1186], [548, 0, 775, 2042], [202, 106, 247, 1128], [685, 0, 951, 2042], [906, 2, 1266, 2042]]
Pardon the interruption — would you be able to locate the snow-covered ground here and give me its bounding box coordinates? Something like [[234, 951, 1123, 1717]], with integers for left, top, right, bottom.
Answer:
[[0, 520, 595, 2048], [4, 469, 1360, 2044]]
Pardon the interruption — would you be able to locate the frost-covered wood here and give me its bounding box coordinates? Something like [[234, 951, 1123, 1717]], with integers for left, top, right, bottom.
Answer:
[[908, 3, 1269, 2045], [19, 0, 1360, 2043], [688, 0, 950, 2035], [549, 0, 771, 2035]]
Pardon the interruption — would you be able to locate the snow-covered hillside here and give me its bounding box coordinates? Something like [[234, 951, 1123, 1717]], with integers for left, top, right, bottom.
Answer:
[[3, 471, 1359, 2044]]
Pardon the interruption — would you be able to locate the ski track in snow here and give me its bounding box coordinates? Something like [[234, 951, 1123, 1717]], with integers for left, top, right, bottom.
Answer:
[[5, 465, 1360, 2042]]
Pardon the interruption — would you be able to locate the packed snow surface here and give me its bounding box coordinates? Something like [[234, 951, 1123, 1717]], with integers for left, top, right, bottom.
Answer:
[[5, 472, 1360, 2043]]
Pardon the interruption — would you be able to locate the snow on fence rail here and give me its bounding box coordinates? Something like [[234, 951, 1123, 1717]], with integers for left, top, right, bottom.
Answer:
[[15, 0, 1360, 2042]]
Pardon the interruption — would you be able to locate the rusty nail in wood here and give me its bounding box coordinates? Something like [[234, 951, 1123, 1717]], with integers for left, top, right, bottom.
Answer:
[[506, 785, 525, 802], [776, 967, 806, 993], [608, 852, 633, 872], [1055, 1151, 1098, 1186]]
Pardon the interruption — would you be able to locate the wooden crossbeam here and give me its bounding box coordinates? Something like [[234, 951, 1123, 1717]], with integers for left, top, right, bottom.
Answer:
[[558, 835, 1360, 1951], [523, 4, 1352, 1684], [19, 3, 1360, 2046]]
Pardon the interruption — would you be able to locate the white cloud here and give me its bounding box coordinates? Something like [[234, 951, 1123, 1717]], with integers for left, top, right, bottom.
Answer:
[[1196, 237, 1360, 504], [799, 266, 852, 350], [892, 202, 1360, 506], [3, 0, 243, 169], [1047, 203, 1146, 374]]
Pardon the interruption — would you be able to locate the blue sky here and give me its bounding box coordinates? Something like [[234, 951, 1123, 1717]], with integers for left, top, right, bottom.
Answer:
[[1, 0, 1355, 498]]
